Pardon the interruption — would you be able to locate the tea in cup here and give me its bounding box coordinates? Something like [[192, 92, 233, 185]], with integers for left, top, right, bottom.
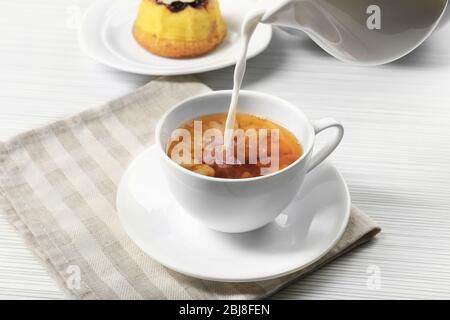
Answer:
[[166, 112, 303, 179], [156, 90, 344, 233]]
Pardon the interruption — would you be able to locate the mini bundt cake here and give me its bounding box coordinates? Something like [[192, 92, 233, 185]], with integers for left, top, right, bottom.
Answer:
[[133, 0, 227, 58]]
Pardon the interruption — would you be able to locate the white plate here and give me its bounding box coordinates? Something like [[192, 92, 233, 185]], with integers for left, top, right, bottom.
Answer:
[[116, 146, 351, 282], [79, 0, 273, 75]]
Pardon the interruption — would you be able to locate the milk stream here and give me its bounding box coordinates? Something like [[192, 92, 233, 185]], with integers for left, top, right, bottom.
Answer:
[[224, 10, 265, 150]]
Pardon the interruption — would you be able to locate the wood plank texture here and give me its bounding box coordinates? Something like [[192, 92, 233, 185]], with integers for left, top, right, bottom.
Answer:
[[0, 0, 449, 299]]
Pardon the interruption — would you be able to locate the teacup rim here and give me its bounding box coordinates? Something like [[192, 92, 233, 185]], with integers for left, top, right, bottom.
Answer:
[[155, 90, 316, 183]]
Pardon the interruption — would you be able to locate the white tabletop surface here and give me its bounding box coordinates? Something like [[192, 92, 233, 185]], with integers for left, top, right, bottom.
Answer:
[[1, 0, 450, 300]]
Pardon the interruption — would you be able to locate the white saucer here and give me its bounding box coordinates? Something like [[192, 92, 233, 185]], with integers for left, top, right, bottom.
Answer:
[[79, 0, 273, 75], [116, 146, 351, 282]]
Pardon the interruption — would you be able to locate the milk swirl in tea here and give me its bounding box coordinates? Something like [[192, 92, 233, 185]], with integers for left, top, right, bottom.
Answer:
[[167, 113, 303, 179]]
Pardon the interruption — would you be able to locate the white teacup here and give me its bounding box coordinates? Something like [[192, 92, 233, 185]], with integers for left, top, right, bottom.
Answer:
[[156, 91, 344, 233]]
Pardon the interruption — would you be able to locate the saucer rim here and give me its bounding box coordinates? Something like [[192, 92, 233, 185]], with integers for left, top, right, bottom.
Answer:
[[116, 146, 351, 282]]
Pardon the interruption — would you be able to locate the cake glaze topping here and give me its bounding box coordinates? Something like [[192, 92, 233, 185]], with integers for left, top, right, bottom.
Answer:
[[157, 0, 196, 4], [156, 0, 208, 13]]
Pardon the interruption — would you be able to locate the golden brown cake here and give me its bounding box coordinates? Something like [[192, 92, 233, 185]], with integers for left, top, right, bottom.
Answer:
[[133, 0, 227, 58]]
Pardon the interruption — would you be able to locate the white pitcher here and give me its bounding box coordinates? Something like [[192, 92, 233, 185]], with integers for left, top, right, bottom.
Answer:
[[259, 0, 449, 65]]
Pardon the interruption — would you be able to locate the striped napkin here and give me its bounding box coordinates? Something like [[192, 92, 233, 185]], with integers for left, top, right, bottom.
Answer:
[[0, 76, 380, 299]]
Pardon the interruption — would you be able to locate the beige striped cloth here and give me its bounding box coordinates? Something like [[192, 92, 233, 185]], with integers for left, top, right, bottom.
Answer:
[[0, 76, 380, 300]]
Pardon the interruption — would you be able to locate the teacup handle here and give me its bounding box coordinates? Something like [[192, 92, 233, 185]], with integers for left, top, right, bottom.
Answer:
[[307, 118, 344, 173]]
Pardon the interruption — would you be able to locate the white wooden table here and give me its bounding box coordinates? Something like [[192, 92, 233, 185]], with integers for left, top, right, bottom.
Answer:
[[1, 0, 450, 300]]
